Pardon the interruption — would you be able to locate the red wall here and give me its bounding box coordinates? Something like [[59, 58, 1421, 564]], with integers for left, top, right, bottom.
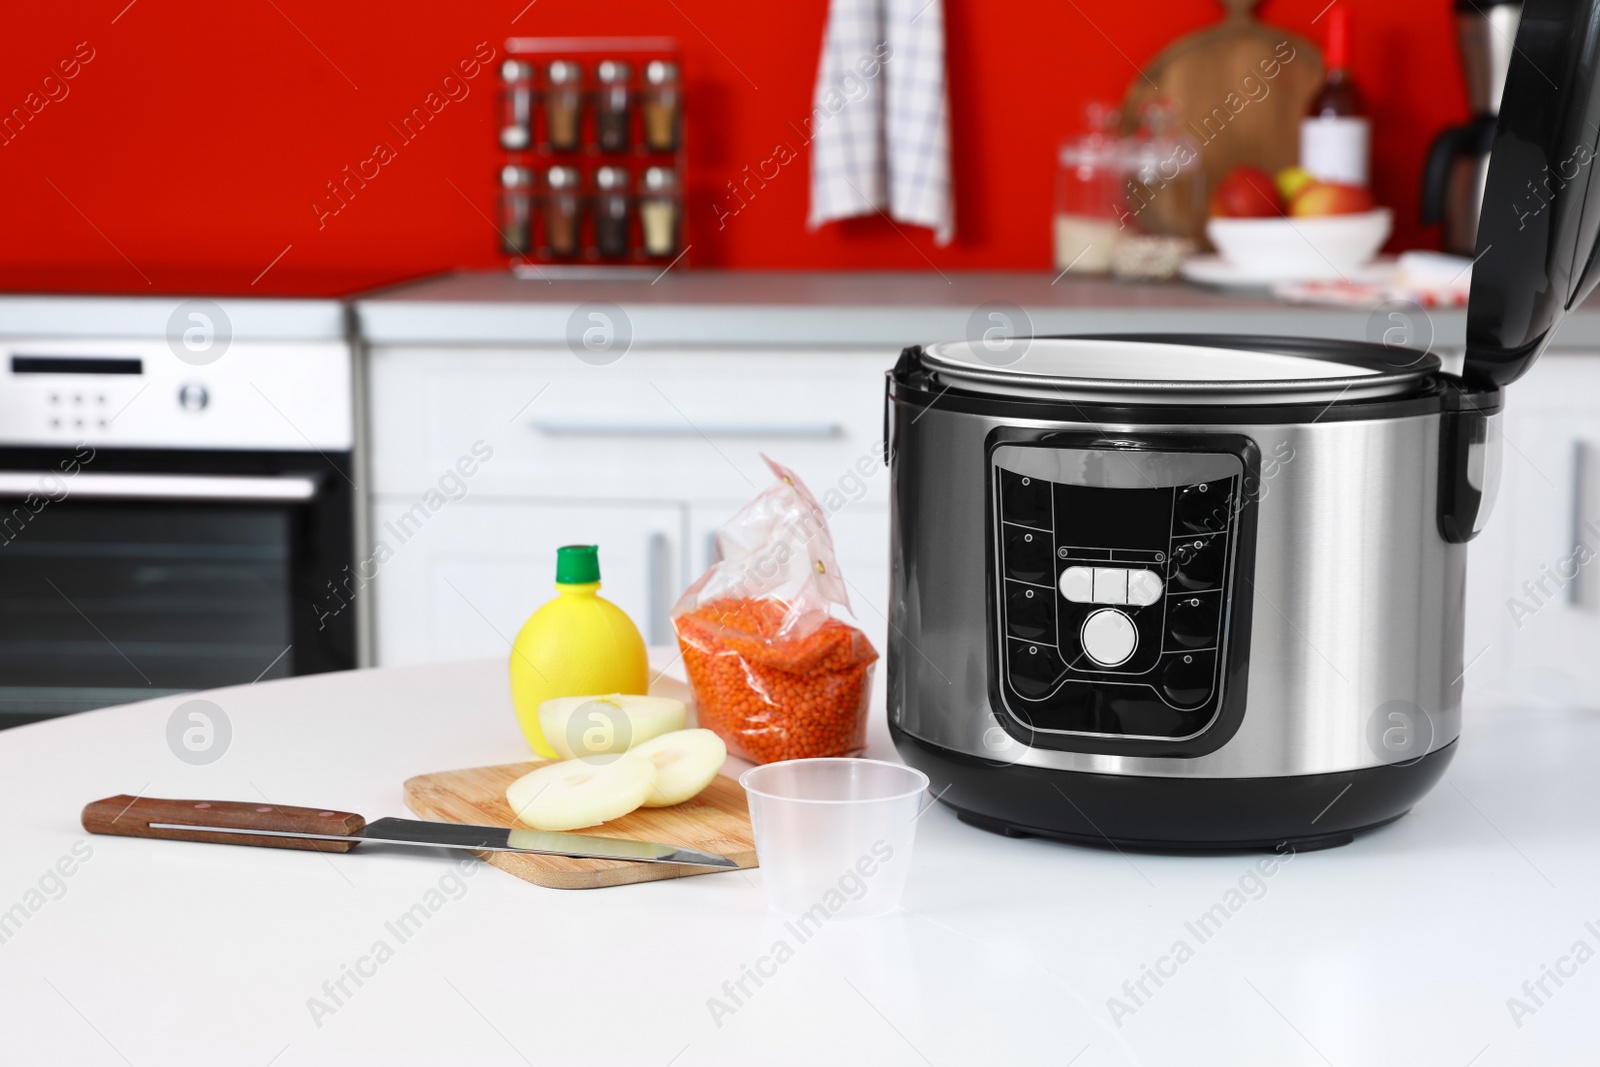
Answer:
[[0, 0, 1465, 296]]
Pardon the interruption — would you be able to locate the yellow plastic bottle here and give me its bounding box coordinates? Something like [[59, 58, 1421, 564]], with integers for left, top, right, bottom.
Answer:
[[509, 545, 648, 757]]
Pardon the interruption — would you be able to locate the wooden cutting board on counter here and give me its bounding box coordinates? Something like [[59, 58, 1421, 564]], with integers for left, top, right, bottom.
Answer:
[[403, 761, 757, 890], [1122, 0, 1323, 196]]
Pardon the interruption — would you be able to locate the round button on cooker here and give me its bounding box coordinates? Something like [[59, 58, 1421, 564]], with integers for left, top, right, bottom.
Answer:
[[1080, 608, 1137, 667]]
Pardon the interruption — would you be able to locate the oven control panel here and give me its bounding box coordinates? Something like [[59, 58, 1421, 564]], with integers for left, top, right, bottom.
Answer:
[[990, 442, 1250, 743], [0, 339, 353, 451]]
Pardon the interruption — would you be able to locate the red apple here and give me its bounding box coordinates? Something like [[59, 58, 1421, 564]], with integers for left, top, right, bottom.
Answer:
[[1209, 165, 1283, 218], [1288, 181, 1374, 217]]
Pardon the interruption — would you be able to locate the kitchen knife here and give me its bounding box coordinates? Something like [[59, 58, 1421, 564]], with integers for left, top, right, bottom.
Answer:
[[81, 795, 738, 869]]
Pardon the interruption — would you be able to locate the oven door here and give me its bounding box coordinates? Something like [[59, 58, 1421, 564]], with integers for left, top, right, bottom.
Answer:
[[0, 446, 354, 726]]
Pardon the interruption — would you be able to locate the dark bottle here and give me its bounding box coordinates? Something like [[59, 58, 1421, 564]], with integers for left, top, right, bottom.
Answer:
[[593, 166, 631, 258], [545, 60, 582, 153], [1300, 6, 1370, 186], [544, 166, 581, 258], [642, 60, 680, 153], [596, 60, 631, 153], [638, 166, 680, 257], [499, 165, 533, 256], [499, 60, 532, 151]]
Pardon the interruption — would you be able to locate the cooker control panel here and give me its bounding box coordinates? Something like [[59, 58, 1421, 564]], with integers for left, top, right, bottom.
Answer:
[[990, 442, 1249, 744]]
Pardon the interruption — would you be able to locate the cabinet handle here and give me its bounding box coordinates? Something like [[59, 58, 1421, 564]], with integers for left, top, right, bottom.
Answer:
[[1571, 440, 1587, 607], [647, 531, 674, 646], [529, 418, 843, 440]]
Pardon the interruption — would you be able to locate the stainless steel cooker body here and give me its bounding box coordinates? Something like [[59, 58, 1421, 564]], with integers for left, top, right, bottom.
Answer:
[[884, 339, 1502, 849], [876, 0, 1600, 847]]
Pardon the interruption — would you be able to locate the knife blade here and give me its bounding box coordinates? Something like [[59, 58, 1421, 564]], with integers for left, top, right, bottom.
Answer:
[[82, 795, 738, 870]]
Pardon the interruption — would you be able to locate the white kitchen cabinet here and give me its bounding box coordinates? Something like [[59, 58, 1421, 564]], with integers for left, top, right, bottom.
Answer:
[[364, 344, 898, 667], [366, 346, 895, 503], [1465, 353, 1600, 705], [369, 499, 683, 666]]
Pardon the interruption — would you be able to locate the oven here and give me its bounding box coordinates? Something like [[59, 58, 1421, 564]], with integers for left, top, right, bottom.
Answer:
[[0, 299, 356, 726]]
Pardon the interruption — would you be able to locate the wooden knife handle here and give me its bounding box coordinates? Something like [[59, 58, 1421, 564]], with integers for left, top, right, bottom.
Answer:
[[81, 795, 366, 853]]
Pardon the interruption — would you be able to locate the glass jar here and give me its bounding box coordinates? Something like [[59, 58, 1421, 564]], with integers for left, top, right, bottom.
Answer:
[[1121, 100, 1205, 241], [594, 166, 631, 259], [642, 60, 680, 153], [499, 60, 532, 151], [638, 167, 680, 257], [1053, 103, 1124, 275], [544, 166, 581, 257], [595, 60, 631, 153], [499, 165, 533, 256], [544, 60, 582, 153]]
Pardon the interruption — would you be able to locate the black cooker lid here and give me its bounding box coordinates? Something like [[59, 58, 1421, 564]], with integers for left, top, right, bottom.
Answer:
[[1467, 0, 1600, 387]]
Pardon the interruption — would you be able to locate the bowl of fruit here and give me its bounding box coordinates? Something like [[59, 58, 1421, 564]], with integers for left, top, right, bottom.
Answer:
[[1201, 165, 1391, 282]]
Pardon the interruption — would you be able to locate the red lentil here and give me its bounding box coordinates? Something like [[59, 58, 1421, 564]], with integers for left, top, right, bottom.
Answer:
[[673, 596, 878, 764]]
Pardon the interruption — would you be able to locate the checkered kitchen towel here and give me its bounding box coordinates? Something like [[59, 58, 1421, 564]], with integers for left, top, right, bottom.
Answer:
[[807, 0, 954, 245]]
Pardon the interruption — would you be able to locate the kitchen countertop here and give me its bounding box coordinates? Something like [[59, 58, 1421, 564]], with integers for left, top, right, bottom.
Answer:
[[355, 269, 1600, 351], [2, 654, 1595, 1065], [0, 295, 348, 341], [1, 271, 1593, 354]]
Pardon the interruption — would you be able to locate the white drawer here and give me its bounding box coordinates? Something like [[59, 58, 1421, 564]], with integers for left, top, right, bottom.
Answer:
[[369, 498, 684, 667], [367, 346, 897, 503]]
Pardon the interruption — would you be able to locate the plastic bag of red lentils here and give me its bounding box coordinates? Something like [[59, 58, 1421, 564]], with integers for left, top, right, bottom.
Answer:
[[672, 456, 878, 764]]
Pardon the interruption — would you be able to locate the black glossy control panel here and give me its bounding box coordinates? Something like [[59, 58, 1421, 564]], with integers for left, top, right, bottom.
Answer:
[[993, 456, 1240, 741]]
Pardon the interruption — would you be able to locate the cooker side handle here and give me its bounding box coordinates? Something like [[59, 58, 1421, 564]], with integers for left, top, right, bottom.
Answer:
[[883, 369, 894, 468], [885, 346, 924, 468], [1437, 394, 1504, 544]]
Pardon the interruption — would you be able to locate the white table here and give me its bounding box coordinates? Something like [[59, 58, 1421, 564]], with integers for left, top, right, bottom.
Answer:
[[1, 655, 1595, 1066]]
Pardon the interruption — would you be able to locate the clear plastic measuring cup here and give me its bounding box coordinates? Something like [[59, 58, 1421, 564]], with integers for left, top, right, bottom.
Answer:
[[739, 758, 930, 918]]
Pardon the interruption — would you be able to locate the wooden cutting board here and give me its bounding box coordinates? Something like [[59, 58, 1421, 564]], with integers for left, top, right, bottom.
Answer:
[[402, 761, 757, 890], [1121, 0, 1323, 234]]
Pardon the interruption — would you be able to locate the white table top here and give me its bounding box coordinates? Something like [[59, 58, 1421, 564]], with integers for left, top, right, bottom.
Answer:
[[2, 654, 1594, 1066]]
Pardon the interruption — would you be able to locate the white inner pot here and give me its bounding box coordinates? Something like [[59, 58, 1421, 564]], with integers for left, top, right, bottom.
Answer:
[[920, 338, 1429, 405]]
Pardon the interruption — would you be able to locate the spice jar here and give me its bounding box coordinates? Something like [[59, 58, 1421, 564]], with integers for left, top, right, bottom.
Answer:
[[1053, 102, 1124, 275], [593, 166, 631, 259], [499, 60, 533, 151], [499, 165, 533, 256], [544, 60, 582, 153], [595, 60, 631, 153], [638, 167, 680, 258], [544, 166, 581, 258], [642, 60, 680, 153]]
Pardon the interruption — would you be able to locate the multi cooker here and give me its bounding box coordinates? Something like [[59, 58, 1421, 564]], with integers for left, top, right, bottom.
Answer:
[[884, 0, 1600, 849]]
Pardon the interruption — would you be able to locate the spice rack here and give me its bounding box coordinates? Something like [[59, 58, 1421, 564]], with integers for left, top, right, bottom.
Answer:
[[499, 37, 686, 275]]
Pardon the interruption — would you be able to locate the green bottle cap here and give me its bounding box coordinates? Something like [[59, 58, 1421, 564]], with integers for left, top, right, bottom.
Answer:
[[555, 544, 601, 584]]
